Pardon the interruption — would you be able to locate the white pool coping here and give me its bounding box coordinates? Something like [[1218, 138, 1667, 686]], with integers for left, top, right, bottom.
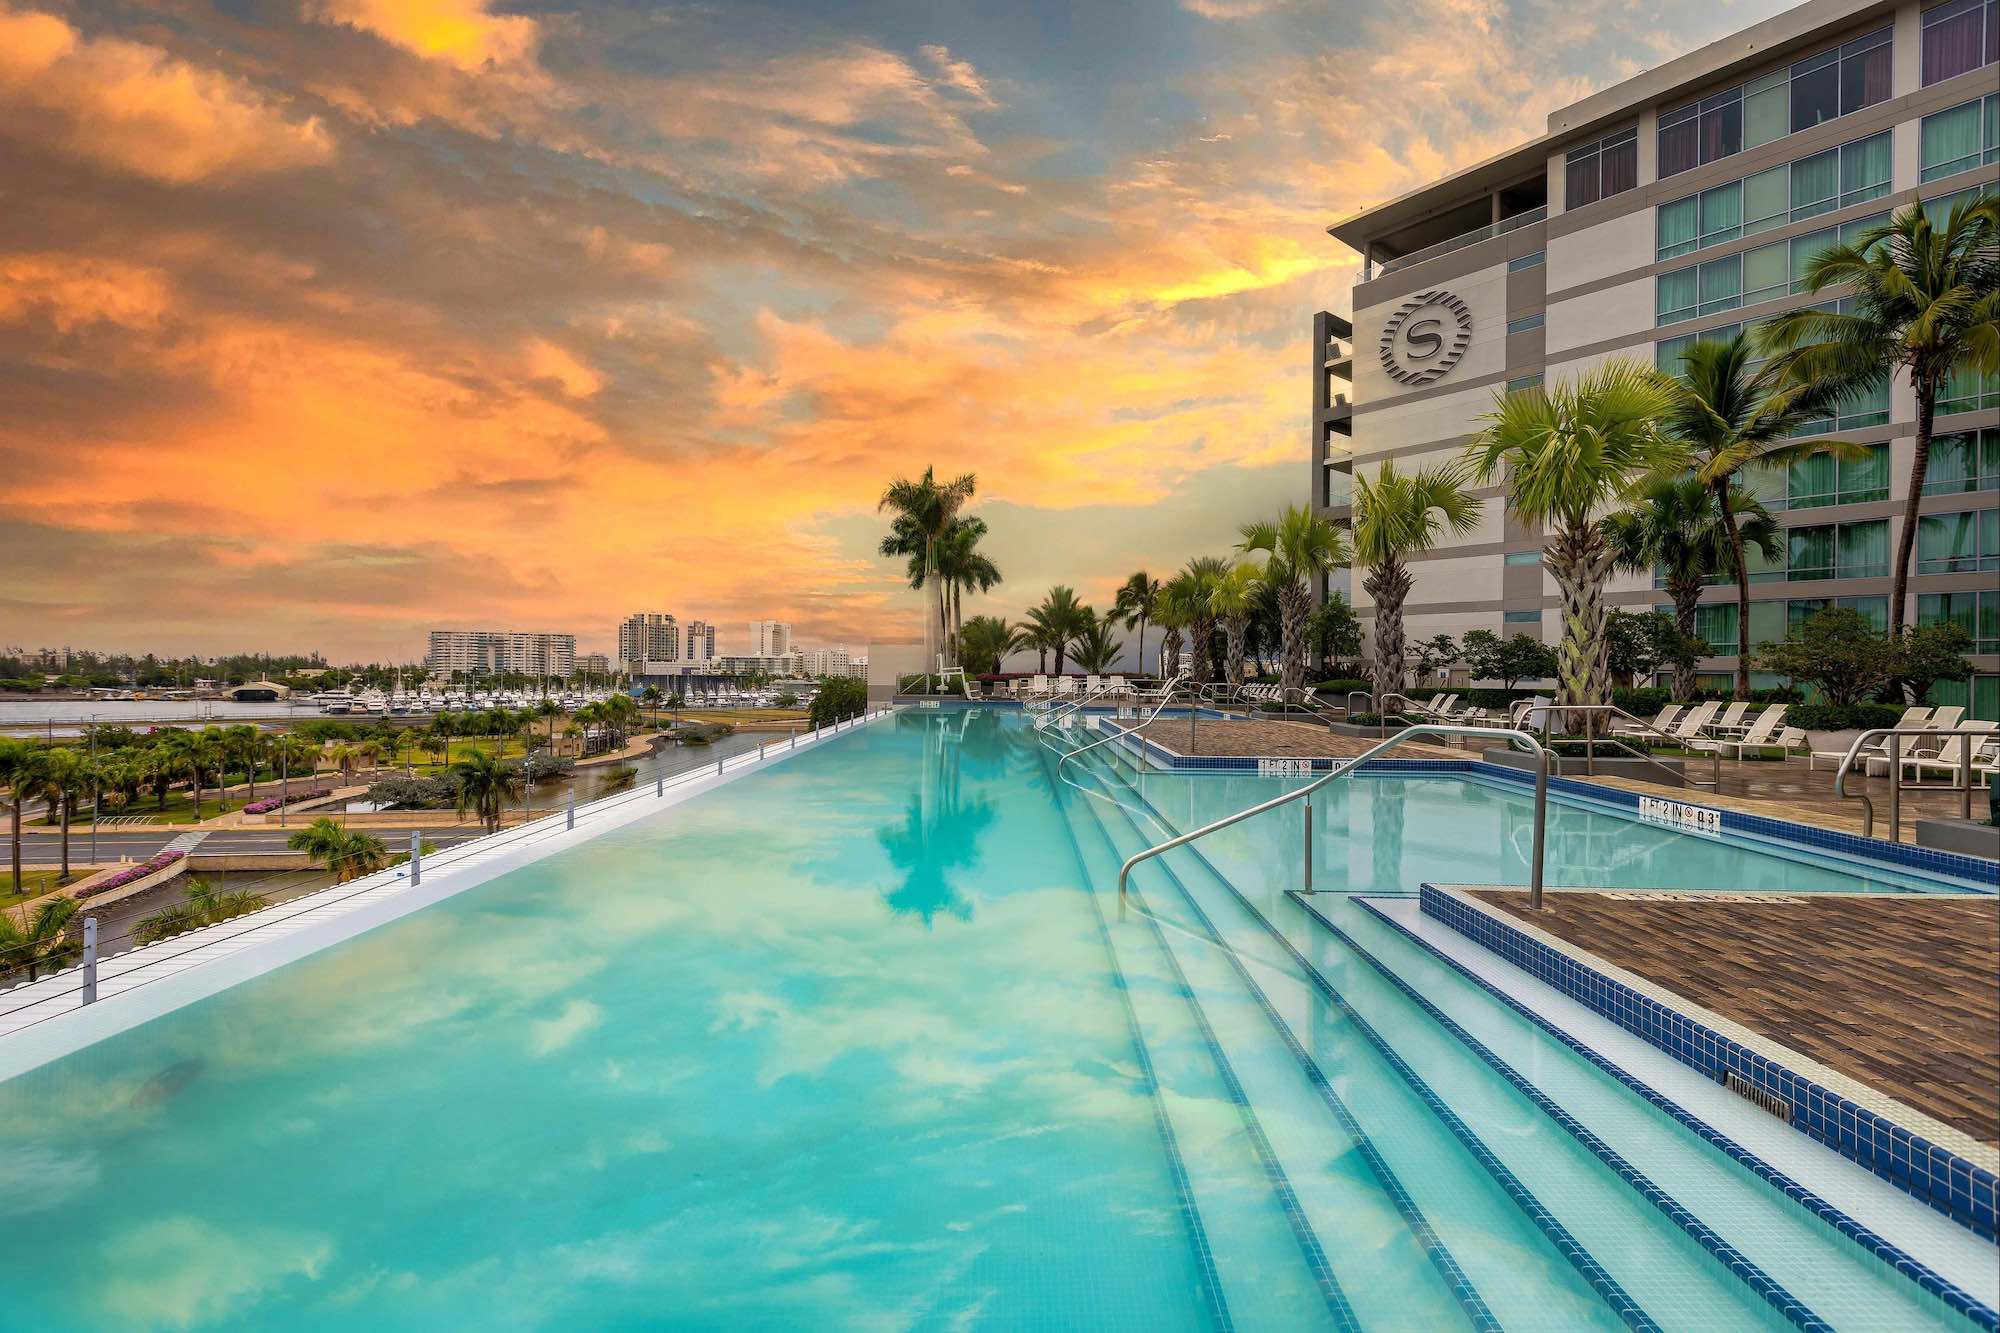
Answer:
[[0, 708, 897, 1082], [1363, 895, 2000, 1311]]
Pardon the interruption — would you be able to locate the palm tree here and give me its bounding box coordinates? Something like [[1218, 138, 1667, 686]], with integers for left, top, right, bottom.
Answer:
[[934, 516, 1002, 646], [1068, 613, 1125, 676], [1028, 587, 1092, 677], [1470, 363, 1684, 718], [1205, 563, 1264, 688], [0, 739, 37, 897], [451, 750, 521, 832], [879, 467, 979, 669], [135, 877, 269, 945], [27, 748, 92, 881], [1017, 608, 1059, 674], [1350, 461, 1481, 705], [1178, 556, 1232, 685], [1604, 475, 1779, 702], [1154, 574, 1200, 678], [1238, 505, 1353, 698], [638, 687, 660, 731], [287, 817, 389, 884], [1662, 334, 1867, 697], [1758, 192, 2000, 635], [957, 615, 1022, 676], [222, 724, 264, 805], [1112, 572, 1162, 677], [0, 895, 79, 982]]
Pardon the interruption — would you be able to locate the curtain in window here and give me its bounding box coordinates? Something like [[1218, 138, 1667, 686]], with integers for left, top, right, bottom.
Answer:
[[1699, 183, 1742, 242], [1839, 597, 1889, 632], [1924, 0, 1987, 84], [1743, 243, 1789, 303], [1697, 257, 1741, 314], [1790, 228, 1836, 290], [1919, 513, 1976, 569], [1744, 533, 1786, 582], [1565, 152, 1600, 209], [1658, 111, 1699, 177], [1739, 461, 1787, 508], [1839, 442, 1890, 497], [1922, 101, 1984, 179], [1748, 601, 1787, 647], [1840, 35, 1892, 114], [1789, 451, 1837, 504], [1840, 133, 1892, 203], [1789, 526, 1834, 578], [1700, 96, 1741, 164], [1742, 167, 1789, 232], [1656, 268, 1698, 323], [1839, 521, 1888, 576], [1925, 432, 1976, 490], [1657, 197, 1700, 257], [1695, 604, 1738, 647], [1785, 600, 1829, 634], [1986, 93, 1999, 158], [1744, 72, 1789, 148], [1837, 377, 1891, 428], [1791, 53, 1840, 130], [1601, 137, 1638, 196], [1790, 150, 1838, 217]]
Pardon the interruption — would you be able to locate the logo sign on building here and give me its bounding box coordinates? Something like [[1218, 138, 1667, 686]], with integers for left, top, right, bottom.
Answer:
[[1378, 289, 1473, 386]]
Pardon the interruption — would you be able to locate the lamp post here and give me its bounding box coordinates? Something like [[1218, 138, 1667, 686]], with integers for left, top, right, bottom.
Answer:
[[88, 715, 98, 868]]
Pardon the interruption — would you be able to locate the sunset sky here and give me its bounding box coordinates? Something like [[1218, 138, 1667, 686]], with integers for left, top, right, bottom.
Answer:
[[0, 0, 1793, 661]]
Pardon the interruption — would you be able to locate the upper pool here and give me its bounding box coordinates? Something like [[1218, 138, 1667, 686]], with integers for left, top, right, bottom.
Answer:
[[0, 711, 1987, 1331]]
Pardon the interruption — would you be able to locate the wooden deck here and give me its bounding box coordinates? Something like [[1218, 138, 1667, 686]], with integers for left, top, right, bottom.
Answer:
[[1472, 889, 2000, 1147]]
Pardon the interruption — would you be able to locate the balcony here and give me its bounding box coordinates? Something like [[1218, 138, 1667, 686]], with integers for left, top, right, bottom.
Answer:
[[1372, 206, 1546, 279]]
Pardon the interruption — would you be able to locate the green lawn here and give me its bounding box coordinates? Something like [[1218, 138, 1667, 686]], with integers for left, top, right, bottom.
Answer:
[[2, 868, 74, 912]]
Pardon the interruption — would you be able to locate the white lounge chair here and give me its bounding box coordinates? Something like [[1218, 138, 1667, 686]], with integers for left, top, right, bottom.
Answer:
[[1924, 705, 1965, 732], [1665, 701, 1718, 742], [1028, 674, 1050, 698], [1900, 722, 1998, 782], [1615, 703, 1681, 739], [1691, 704, 1789, 759], [1107, 675, 1129, 696], [1810, 706, 1931, 770], [1704, 701, 1751, 736]]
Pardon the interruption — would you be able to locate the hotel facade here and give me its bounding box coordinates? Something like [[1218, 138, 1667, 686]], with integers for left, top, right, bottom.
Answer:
[[1318, 0, 1998, 716]]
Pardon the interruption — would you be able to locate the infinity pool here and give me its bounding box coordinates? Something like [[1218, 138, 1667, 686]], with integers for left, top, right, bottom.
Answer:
[[0, 711, 1987, 1331]]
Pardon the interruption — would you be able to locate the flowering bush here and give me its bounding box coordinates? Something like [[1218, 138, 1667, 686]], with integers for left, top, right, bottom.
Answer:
[[74, 850, 185, 900], [241, 787, 333, 815]]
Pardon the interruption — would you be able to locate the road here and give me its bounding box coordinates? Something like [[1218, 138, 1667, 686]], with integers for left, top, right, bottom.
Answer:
[[3, 825, 486, 863]]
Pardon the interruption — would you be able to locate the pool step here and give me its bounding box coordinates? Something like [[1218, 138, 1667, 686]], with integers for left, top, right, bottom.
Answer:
[[1041, 754, 1350, 1331]]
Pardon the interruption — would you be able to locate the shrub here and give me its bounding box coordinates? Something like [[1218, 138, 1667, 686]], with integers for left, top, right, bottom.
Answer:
[[242, 786, 334, 814], [810, 677, 868, 728], [1755, 608, 1897, 707], [599, 764, 638, 792], [1312, 678, 1372, 697], [363, 775, 458, 809], [1787, 702, 1903, 732], [74, 850, 184, 900]]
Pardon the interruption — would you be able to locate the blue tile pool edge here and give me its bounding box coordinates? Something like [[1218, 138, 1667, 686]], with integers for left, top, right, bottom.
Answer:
[[1407, 884, 2000, 1265]]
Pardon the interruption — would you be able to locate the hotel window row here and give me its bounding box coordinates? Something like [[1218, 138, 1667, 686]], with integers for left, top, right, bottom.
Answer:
[[1657, 219, 1887, 326], [1923, 0, 2000, 85], [1657, 26, 1891, 178], [1921, 94, 2000, 179], [1656, 130, 1891, 261]]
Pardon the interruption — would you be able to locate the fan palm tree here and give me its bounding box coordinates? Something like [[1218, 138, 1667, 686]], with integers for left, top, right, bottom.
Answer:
[[0, 739, 37, 896], [0, 895, 80, 982], [1604, 475, 1780, 702], [1662, 333, 1868, 696], [1028, 587, 1092, 677], [1178, 556, 1232, 685], [957, 615, 1022, 676], [1068, 613, 1126, 676], [1238, 504, 1353, 697], [1350, 460, 1482, 704], [638, 687, 660, 731], [1204, 563, 1265, 688], [451, 750, 521, 832], [287, 817, 389, 884], [1469, 362, 1684, 716], [879, 467, 978, 668], [1154, 574, 1200, 678], [1112, 572, 1162, 677], [27, 748, 92, 881], [1758, 192, 2000, 635]]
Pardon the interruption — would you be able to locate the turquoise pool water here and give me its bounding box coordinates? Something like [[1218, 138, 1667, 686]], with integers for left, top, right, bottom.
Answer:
[[0, 711, 1985, 1330]]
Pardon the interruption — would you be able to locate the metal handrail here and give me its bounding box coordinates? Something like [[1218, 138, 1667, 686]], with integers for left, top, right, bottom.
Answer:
[[1035, 677, 1125, 731], [1051, 673, 1190, 779], [1116, 724, 1552, 910], [1516, 703, 1721, 790], [1834, 725, 1989, 842]]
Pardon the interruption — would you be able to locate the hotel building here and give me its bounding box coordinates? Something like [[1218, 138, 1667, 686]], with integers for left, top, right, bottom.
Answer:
[[1319, 0, 1998, 716], [749, 620, 793, 658], [425, 629, 577, 679], [616, 612, 680, 673]]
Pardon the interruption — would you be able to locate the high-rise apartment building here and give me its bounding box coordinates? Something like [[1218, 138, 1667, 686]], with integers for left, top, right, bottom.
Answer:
[[1322, 0, 1998, 715], [801, 647, 865, 678], [685, 620, 716, 663], [749, 620, 792, 657], [616, 613, 679, 672], [425, 630, 576, 679]]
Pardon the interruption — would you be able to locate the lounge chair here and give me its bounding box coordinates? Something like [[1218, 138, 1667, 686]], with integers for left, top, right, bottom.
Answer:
[[1809, 706, 1931, 770], [1665, 701, 1718, 742], [1107, 675, 1129, 696], [1614, 703, 1681, 739], [1900, 722, 1998, 782], [1691, 704, 1789, 759], [1924, 705, 1965, 732], [1028, 674, 1050, 698], [1704, 701, 1751, 736]]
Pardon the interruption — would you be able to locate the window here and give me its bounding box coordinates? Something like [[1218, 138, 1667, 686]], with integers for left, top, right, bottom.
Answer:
[[1660, 29, 1893, 179], [1940, 364, 2000, 415], [1742, 166, 1790, 234], [1657, 255, 1742, 325], [1506, 312, 1544, 335], [1742, 242, 1789, 304], [1564, 128, 1638, 209], [1508, 250, 1546, 272], [1787, 520, 1888, 580], [1694, 603, 1738, 648], [1656, 323, 1740, 377], [1503, 550, 1542, 566], [1783, 443, 1890, 508], [1919, 589, 1999, 653], [1922, 0, 1999, 86], [1505, 373, 1544, 393], [1653, 133, 1890, 262], [1502, 609, 1543, 624], [1917, 509, 2000, 572], [1923, 429, 2000, 494], [1922, 95, 2000, 180]]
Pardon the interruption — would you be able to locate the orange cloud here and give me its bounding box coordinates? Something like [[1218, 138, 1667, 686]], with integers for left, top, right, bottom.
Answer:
[[308, 0, 540, 73], [0, 3, 332, 184]]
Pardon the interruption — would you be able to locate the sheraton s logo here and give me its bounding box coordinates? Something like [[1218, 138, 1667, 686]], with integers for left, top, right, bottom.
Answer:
[[1378, 289, 1473, 386]]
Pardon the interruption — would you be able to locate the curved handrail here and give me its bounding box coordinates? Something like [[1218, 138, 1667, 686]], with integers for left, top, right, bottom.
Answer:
[[1834, 724, 1988, 841], [1515, 703, 1721, 789], [1117, 724, 1552, 910], [1051, 672, 1190, 779], [1035, 679, 1118, 730]]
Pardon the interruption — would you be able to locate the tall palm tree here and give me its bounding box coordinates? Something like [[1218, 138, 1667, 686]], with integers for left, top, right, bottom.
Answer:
[[1112, 572, 1162, 677], [1205, 563, 1264, 689], [933, 516, 1002, 646], [287, 817, 389, 884], [1662, 334, 1867, 697], [541, 697, 566, 745], [879, 467, 978, 668], [957, 615, 1022, 676], [1604, 475, 1780, 702], [1028, 587, 1092, 677], [1154, 575, 1200, 678], [0, 739, 38, 896], [1068, 613, 1126, 675], [1178, 556, 1232, 685], [1350, 461, 1481, 705], [1760, 192, 2000, 635], [1469, 362, 1684, 716], [451, 750, 521, 832], [27, 748, 92, 881], [1238, 504, 1353, 697]]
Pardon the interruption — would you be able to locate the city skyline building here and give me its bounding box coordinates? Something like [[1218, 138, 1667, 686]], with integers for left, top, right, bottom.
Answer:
[[425, 629, 577, 679], [749, 620, 792, 658]]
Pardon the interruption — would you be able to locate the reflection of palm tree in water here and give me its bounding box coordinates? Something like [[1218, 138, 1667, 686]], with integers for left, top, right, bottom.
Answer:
[[876, 713, 998, 926], [1369, 779, 1406, 893]]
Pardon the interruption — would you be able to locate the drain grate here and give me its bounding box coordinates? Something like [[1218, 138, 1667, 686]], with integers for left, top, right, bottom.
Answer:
[[1724, 1071, 1793, 1123]]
